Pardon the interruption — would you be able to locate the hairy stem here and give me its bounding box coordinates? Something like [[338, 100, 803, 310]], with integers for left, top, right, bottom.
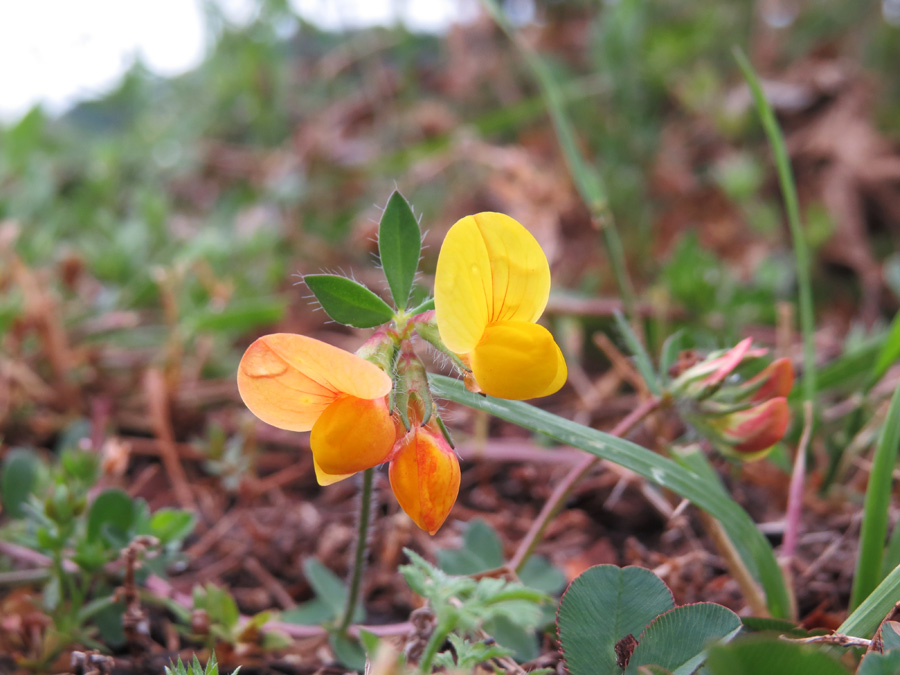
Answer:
[[339, 468, 374, 635], [418, 617, 452, 673], [509, 396, 662, 573]]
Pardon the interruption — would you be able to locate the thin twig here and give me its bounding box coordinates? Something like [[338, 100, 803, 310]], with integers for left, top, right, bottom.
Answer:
[[508, 396, 662, 573], [697, 509, 769, 616], [780, 400, 815, 620], [783, 401, 815, 560], [244, 557, 296, 610], [143, 368, 197, 512]]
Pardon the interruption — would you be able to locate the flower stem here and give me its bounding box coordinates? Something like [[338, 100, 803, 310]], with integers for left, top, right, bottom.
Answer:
[[418, 617, 452, 673], [339, 468, 374, 635], [508, 396, 662, 573]]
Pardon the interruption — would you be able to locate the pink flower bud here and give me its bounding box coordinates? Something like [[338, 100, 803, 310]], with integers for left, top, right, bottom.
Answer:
[[711, 397, 791, 457], [745, 358, 794, 402]]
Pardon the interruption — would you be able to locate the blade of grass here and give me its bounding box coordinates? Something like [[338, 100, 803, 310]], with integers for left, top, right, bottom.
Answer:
[[734, 49, 816, 593], [865, 309, 900, 393], [733, 48, 816, 404], [480, 0, 638, 325], [850, 382, 900, 609], [614, 310, 662, 396], [840, 561, 900, 638], [430, 374, 791, 618]]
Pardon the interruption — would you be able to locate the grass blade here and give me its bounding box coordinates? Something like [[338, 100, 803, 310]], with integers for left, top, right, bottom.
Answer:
[[614, 310, 662, 396], [430, 374, 791, 618], [865, 309, 900, 393], [841, 561, 900, 638], [733, 48, 816, 405], [850, 382, 900, 609], [480, 0, 638, 324]]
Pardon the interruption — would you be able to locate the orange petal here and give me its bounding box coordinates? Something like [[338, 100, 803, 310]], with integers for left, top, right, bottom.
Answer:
[[311, 395, 397, 475], [389, 426, 460, 535], [716, 397, 791, 455], [237, 333, 392, 431], [469, 320, 566, 400], [747, 358, 794, 402]]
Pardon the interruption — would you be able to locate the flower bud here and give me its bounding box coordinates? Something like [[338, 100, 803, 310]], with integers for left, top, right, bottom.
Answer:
[[671, 338, 768, 399], [744, 358, 794, 402], [355, 328, 398, 373], [389, 425, 460, 535], [394, 347, 435, 430], [708, 397, 790, 458]]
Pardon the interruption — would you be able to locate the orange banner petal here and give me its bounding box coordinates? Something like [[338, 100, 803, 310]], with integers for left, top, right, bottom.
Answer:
[[237, 333, 393, 432]]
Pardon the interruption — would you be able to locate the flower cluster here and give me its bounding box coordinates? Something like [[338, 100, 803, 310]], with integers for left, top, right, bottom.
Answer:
[[671, 338, 793, 460], [237, 201, 566, 534]]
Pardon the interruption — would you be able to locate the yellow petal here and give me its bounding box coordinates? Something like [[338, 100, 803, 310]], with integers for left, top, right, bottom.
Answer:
[[435, 213, 550, 354], [469, 320, 567, 400], [313, 457, 353, 486], [434, 216, 493, 354], [472, 213, 551, 324], [539, 339, 569, 398], [311, 395, 397, 475], [389, 426, 460, 535], [237, 333, 392, 431]]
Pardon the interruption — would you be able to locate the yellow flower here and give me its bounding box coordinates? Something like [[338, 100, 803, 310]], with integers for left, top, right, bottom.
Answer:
[[237, 333, 397, 485], [389, 424, 460, 535], [434, 212, 567, 400]]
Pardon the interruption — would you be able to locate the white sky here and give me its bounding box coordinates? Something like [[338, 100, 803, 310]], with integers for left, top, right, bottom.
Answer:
[[0, 0, 479, 122]]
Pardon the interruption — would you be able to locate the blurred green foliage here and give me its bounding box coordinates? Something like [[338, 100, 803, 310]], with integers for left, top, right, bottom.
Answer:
[[0, 0, 898, 437]]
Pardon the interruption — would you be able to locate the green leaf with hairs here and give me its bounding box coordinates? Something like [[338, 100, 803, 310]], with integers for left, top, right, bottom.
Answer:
[[378, 190, 421, 311], [304, 274, 394, 328]]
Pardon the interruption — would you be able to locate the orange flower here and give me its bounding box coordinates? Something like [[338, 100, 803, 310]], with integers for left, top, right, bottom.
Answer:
[[389, 424, 460, 535], [237, 333, 396, 485]]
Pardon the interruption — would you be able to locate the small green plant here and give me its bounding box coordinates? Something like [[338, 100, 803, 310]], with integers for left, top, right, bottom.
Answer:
[[187, 583, 290, 654], [165, 651, 240, 675], [400, 550, 551, 673], [557, 565, 741, 674], [0, 435, 195, 669], [436, 518, 566, 661]]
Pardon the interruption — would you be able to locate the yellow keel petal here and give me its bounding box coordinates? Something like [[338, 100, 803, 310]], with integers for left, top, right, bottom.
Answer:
[[470, 320, 566, 400]]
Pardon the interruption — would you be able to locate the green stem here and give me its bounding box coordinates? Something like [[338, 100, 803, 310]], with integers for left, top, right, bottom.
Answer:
[[481, 0, 638, 325], [733, 48, 816, 403], [734, 49, 817, 611], [418, 617, 453, 673], [339, 468, 374, 635]]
